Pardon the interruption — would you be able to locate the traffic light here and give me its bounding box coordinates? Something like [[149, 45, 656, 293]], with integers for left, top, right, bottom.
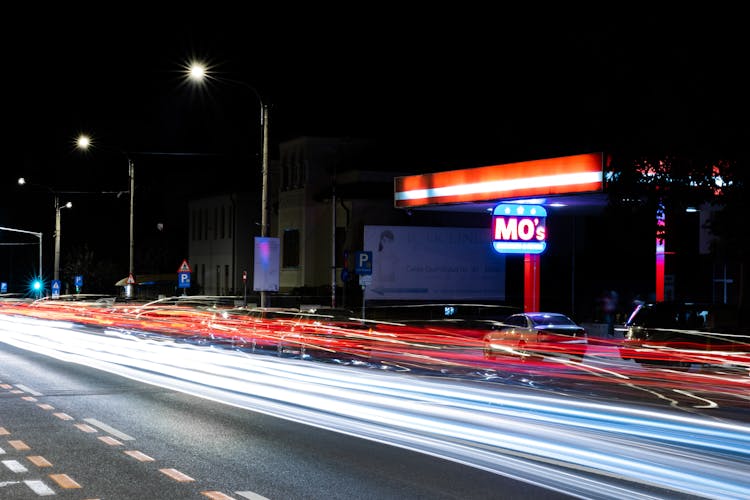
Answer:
[[30, 277, 44, 297]]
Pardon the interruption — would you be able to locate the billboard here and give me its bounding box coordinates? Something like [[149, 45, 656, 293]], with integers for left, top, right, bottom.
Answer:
[[363, 225, 505, 301], [253, 237, 280, 292]]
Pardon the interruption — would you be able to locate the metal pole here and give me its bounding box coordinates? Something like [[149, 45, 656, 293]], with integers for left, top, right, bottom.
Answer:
[[54, 196, 61, 281], [0, 227, 43, 279], [331, 185, 336, 308], [260, 104, 269, 308], [128, 158, 135, 297], [39, 232, 43, 281]]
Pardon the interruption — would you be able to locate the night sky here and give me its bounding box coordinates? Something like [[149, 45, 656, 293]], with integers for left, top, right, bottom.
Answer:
[[2, 10, 748, 288]]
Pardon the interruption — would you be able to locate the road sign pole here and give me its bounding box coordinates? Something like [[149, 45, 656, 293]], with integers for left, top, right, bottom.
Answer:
[[242, 270, 248, 306], [361, 285, 366, 320]]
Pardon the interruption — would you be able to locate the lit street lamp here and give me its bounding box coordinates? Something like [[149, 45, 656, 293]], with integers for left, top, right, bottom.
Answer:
[[186, 63, 271, 307], [53, 195, 73, 282], [75, 135, 136, 298]]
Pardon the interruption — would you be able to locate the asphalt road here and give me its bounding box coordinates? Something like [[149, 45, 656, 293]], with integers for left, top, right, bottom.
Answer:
[[0, 341, 570, 500]]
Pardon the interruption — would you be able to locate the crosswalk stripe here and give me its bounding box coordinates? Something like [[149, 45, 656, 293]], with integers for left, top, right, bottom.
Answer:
[[24, 479, 55, 496]]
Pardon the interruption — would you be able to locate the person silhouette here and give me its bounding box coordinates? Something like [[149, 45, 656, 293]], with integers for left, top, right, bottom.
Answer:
[[377, 230, 397, 283]]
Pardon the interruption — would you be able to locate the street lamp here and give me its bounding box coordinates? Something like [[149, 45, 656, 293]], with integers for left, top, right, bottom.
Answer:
[[53, 196, 73, 282], [186, 63, 271, 307], [0, 225, 43, 292], [18, 177, 72, 284], [75, 135, 136, 298]]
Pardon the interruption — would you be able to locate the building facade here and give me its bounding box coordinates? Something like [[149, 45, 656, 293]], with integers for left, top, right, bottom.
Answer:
[[188, 193, 256, 297]]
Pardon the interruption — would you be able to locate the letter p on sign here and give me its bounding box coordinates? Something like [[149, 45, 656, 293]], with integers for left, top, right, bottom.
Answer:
[[355, 251, 373, 275]]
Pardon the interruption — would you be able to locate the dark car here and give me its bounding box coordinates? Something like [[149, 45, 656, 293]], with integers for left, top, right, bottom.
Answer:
[[620, 301, 750, 365], [482, 312, 587, 361]]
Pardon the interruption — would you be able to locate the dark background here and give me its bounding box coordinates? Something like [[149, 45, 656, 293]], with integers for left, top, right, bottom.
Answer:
[[1, 10, 747, 294]]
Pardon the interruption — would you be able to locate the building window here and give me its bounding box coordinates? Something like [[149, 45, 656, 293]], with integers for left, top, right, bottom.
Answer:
[[220, 206, 226, 239], [229, 205, 234, 239], [203, 208, 208, 240], [283, 229, 300, 268], [212, 207, 216, 240]]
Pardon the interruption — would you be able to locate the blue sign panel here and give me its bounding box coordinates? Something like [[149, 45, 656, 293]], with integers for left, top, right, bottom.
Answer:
[[355, 251, 373, 275], [75, 275, 83, 288], [0, 282, 7, 293], [177, 271, 191, 288], [491, 204, 547, 254], [51, 280, 62, 297]]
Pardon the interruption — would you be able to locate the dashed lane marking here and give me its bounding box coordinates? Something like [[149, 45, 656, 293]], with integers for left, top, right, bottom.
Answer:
[[74, 423, 98, 433], [2, 459, 28, 473], [53, 412, 74, 421], [14, 384, 43, 396], [0, 447, 5, 455], [98, 436, 124, 446], [124, 450, 155, 462], [8, 440, 30, 451], [159, 468, 195, 482], [0, 427, 8, 436], [24, 479, 56, 496], [37, 403, 55, 411], [236, 492, 271, 500], [0, 384, 12, 389], [21, 396, 38, 402], [202, 491, 236, 499], [9, 390, 23, 394], [49, 473, 81, 489], [83, 418, 134, 441], [27, 455, 53, 467]]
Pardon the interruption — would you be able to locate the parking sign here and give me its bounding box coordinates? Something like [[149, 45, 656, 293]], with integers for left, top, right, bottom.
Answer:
[[355, 251, 372, 275]]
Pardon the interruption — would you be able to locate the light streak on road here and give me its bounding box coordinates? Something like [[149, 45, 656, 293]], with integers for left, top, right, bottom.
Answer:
[[1, 314, 750, 499]]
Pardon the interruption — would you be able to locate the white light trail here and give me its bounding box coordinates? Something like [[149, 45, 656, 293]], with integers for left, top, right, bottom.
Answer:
[[1, 314, 749, 499]]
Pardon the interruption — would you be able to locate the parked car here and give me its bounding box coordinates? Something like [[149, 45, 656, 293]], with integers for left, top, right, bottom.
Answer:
[[482, 312, 587, 361], [619, 301, 750, 365]]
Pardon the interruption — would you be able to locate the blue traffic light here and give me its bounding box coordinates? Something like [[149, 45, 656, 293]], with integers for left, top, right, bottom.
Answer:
[[30, 277, 44, 296]]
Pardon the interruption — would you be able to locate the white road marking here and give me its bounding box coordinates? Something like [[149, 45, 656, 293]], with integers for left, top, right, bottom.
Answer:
[[2, 460, 28, 473], [236, 492, 270, 500], [15, 384, 43, 396], [25, 479, 56, 495], [83, 418, 134, 440]]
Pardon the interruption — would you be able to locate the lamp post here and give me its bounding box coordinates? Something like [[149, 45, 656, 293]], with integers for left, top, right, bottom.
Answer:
[[76, 135, 137, 297], [53, 195, 73, 281], [186, 63, 271, 307], [128, 157, 135, 289], [0, 225, 43, 288]]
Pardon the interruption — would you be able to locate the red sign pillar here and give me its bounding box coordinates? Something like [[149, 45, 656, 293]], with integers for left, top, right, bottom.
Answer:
[[655, 201, 665, 302], [524, 253, 541, 312]]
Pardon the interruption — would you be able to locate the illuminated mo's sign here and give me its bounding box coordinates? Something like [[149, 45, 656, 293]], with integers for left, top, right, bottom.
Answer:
[[491, 204, 547, 254]]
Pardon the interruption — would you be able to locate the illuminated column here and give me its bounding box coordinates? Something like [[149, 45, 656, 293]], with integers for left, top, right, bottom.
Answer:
[[491, 203, 546, 312], [655, 200, 665, 302], [524, 253, 541, 312]]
